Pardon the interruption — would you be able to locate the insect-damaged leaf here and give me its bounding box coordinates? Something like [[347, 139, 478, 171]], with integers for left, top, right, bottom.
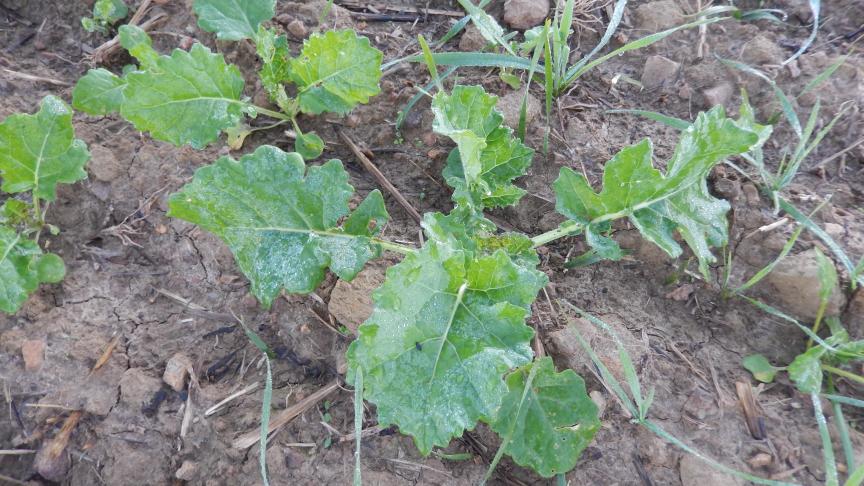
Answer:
[[347, 238, 547, 455], [120, 33, 245, 149], [193, 0, 275, 41], [433, 85, 533, 209], [0, 96, 89, 201], [255, 26, 292, 112], [0, 226, 65, 314], [72, 68, 126, 116], [290, 30, 383, 115], [489, 357, 600, 477], [553, 106, 766, 275], [168, 145, 389, 308]]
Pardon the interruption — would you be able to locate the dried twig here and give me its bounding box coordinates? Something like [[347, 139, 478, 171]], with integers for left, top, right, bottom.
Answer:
[[1, 68, 70, 86], [735, 381, 766, 440], [233, 380, 340, 449], [336, 128, 423, 224], [205, 383, 259, 416]]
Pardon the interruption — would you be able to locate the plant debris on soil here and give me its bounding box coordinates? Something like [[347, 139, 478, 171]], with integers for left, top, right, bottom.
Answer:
[[1, 0, 863, 485]]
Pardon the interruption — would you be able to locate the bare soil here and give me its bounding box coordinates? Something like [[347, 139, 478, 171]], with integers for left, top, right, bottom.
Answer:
[[1, 0, 863, 485]]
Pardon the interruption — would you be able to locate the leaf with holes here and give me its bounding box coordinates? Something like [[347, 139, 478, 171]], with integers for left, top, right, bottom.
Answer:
[[0, 226, 65, 314], [347, 237, 547, 455], [119, 30, 246, 149], [553, 106, 767, 275], [488, 357, 600, 477], [167, 145, 389, 308], [255, 26, 292, 112], [193, 0, 275, 41], [0, 96, 90, 201], [289, 30, 383, 115]]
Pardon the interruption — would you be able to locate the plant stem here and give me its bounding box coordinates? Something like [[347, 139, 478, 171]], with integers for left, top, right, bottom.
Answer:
[[806, 299, 828, 350], [531, 221, 581, 248], [373, 238, 416, 255], [827, 377, 856, 473], [248, 103, 293, 122], [822, 365, 864, 386]]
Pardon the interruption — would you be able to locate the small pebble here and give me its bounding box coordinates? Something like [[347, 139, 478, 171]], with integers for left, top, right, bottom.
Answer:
[[287, 19, 307, 38], [21, 339, 46, 371], [163, 353, 193, 392]]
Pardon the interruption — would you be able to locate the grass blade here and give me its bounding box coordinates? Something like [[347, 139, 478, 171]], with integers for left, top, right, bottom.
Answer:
[[405, 52, 535, 70], [562, 17, 718, 89], [456, 0, 516, 55], [395, 66, 457, 134], [259, 357, 272, 486], [717, 57, 802, 139], [799, 55, 847, 98], [823, 393, 864, 409], [828, 379, 856, 473], [734, 225, 803, 293], [606, 109, 691, 130], [353, 369, 363, 486], [417, 35, 443, 92], [739, 295, 842, 353], [847, 463, 864, 486], [778, 198, 863, 287], [518, 23, 547, 141], [783, 0, 820, 65], [812, 392, 839, 486], [565, 0, 627, 81]]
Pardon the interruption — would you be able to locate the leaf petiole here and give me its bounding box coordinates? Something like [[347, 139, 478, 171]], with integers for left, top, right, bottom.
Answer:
[[531, 221, 582, 248], [373, 238, 416, 255]]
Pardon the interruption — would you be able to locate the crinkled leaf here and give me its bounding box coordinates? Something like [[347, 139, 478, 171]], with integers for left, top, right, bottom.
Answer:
[[0, 227, 65, 314], [82, 0, 127, 32], [120, 40, 245, 149], [289, 30, 383, 115], [193, 0, 275, 41], [255, 27, 292, 112], [168, 145, 388, 308], [788, 346, 826, 394], [489, 357, 599, 477], [72, 68, 126, 115], [742, 354, 778, 383], [0, 96, 90, 201], [348, 239, 547, 455], [295, 131, 324, 160], [0, 200, 29, 226], [553, 107, 766, 274], [433, 86, 533, 209], [119, 25, 158, 69]]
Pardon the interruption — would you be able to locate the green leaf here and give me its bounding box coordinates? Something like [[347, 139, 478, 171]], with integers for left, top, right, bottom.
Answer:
[[119, 25, 159, 69], [347, 239, 547, 455], [0, 96, 90, 201], [0, 200, 29, 226], [489, 357, 599, 477], [433, 85, 533, 209], [168, 145, 389, 308], [72, 68, 126, 115], [193, 0, 275, 41], [94, 0, 128, 23], [742, 354, 778, 383], [456, 0, 514, 55], [289, 30, 383, 115], [255, 27, 292, 112], [120, 41, 246, 149], [814, 247, 838, 304], [789, 346, 826, 394], [0, 227, 65, 314], [553, 107, 766, 273], [295, 131, 324, 160]]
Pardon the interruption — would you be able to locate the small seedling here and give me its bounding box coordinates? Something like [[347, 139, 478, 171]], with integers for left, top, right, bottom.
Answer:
[[81, 0, 128, 34], [0, 96, 90, 313], [73, 0, 382, 159]]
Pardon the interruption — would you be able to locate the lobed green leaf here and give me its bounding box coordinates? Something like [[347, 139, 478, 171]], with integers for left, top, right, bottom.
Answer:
[[289, 30, 383, 115], [347, 237, 547, 455], [0, 96, 90, 201], [193, 0, 275, 41], [168, 145, 389, 308], [120, 41, 245, 149], [489, 357, 599, 477], [553, 106, 767, 275], [433, 85, 534, 210]]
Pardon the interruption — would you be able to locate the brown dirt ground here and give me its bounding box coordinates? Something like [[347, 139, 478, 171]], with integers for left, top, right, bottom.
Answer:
[[1, 0, 863, 485]]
